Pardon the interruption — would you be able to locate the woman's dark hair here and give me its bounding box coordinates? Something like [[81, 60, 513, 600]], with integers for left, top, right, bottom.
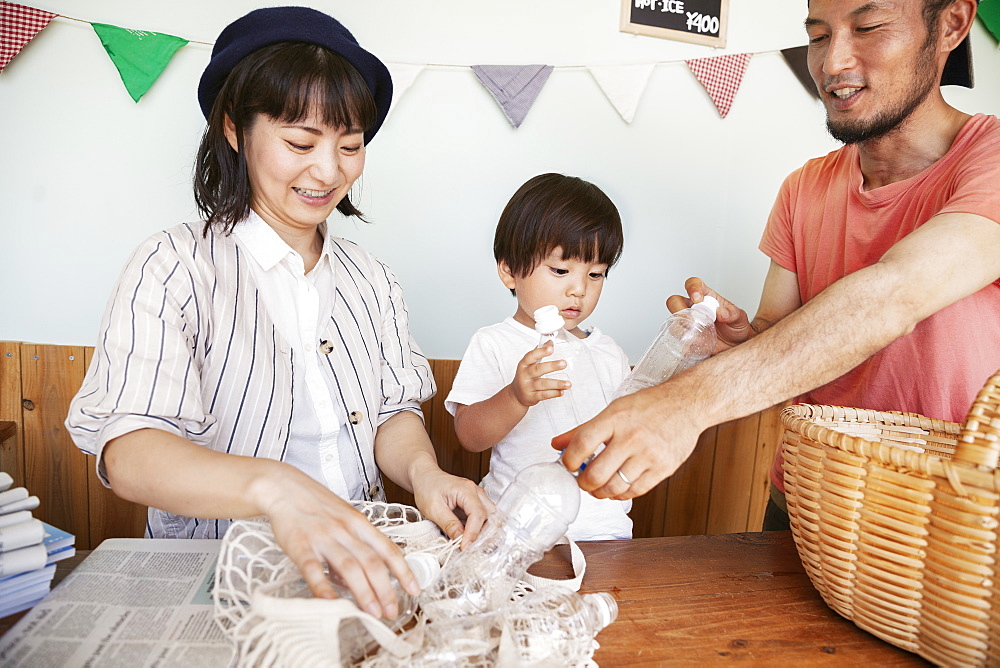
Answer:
[[194, 42, 378, 234], [494, 173, 624, 295]]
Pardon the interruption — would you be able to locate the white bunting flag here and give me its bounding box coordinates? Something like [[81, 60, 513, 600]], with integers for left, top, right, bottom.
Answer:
[[385, 62, 425, 116], [587, 63, 655, 123]]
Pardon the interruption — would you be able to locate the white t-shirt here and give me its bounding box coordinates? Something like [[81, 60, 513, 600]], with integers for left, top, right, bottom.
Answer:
[[446, 317, 633, 540]]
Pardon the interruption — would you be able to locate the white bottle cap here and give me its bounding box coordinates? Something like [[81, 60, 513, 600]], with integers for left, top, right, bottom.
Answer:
[[692, 295, 720, 322], [404, 552, 441, 589], [533, 305, 565, 334]]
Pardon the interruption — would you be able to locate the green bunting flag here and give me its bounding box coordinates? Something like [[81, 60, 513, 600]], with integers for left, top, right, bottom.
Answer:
[[91, 22, 187, 102], [980, 0, 1000, 43]]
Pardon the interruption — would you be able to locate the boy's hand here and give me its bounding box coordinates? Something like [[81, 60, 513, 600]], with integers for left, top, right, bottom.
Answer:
[[511, 342, 571, 407]]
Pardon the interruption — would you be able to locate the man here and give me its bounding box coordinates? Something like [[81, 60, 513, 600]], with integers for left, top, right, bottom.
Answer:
[[557, 0, 1000, 527]]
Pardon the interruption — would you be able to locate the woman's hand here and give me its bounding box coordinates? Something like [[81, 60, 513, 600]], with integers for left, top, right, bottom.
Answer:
[[410, 464, 495, 549], [374, 411, 495, 549], [251, 466, 420, 620], [665, 277, 754, 354], [104, 429, 416, 620]]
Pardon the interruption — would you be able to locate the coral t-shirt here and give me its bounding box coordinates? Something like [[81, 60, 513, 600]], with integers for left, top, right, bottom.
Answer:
[[760, 114, 1000, 492]]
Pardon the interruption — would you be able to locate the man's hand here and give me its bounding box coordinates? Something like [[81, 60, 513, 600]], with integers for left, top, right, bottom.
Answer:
[[665, 277, 755, 354], [553, 372, 707, 499]]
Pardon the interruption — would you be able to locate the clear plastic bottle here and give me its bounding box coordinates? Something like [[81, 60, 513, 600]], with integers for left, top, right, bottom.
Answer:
[[503, 586, 618, 665], [269, 551, 440, 663], [613, 296, 720, 399], [417, 461, 581, 621], [533, 305, 608, 435]]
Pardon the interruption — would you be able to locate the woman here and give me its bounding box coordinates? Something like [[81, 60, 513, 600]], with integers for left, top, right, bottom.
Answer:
[[65, 6, 492, 620]]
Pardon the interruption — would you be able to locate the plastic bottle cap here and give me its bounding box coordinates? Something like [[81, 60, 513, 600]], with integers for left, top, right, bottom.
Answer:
[[404, 552, 441, 589], [533, 305, 565, 334], [692, 295, 720, 321]]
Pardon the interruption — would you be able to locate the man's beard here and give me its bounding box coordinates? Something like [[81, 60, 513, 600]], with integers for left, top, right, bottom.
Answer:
[[825, 41, 938, 145]]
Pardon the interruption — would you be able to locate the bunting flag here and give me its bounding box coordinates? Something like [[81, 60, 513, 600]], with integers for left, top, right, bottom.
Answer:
[[780, 46, 820, 100], [91, 22, 187, 102], [0, 1, 55, 74], [471, 64, 553, 128], [385, 62, 425, 116], [5, 3, 958, 126], [588, 63, 656, 123], [980, 0, 1000, 43], [685, 53, 752, 118]]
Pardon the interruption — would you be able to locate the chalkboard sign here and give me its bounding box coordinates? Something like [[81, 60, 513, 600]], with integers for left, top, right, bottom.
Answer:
[[620, 0, 729, 48]]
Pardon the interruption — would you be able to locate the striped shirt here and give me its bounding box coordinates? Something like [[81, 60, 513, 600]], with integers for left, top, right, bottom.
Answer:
[[65, 220, 435, 539]]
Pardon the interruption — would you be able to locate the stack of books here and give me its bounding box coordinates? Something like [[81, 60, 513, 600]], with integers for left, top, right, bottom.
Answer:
[[0, 471, 76, 618]]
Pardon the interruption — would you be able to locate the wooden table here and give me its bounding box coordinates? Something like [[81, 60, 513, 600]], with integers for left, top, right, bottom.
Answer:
[[528, 531, 928, 665], [2, 531, 928, 665]]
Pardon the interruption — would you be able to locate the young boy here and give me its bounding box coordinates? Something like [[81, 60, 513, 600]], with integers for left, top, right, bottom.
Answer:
[[445, 173, 632, 540]]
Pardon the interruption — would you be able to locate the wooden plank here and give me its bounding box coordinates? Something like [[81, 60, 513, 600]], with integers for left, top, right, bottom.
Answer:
[[746, 402, 790, 532], [426, 359, 484, 483], [385, 359, 478, 507], [0, 341, 24, 488], [82, 346, 148, 547], [20, 344, 90, 547], [629, 477, 670, 539], [663, 425, 718, 536], [706, 411, 761, 534]]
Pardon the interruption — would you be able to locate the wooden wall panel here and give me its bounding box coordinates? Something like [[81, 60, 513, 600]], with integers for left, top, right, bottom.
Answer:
[[7, 344, 786, 544], [746, 402, 789, 532], [426, 359, 484, 486], [629, 478, 670, 539], [83, 346, 148, 548], [20, 344, 90, 547], [663, 426, 718, 536], [705, 412, 762, 534], [384, 359, 488, 508], [0, 341, 25, 488]]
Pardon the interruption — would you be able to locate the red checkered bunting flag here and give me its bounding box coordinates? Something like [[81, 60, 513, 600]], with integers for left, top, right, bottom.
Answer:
[[0, 1, 55, 74], [685, 53, 753, 119]]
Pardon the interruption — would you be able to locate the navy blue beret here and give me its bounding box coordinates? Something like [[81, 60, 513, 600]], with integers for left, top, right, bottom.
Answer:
[[198, 6, 393, 144]]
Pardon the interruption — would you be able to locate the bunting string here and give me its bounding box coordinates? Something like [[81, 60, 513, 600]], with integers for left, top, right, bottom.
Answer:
[[3, 2, 996, 121], [54, 12, 213, 45]]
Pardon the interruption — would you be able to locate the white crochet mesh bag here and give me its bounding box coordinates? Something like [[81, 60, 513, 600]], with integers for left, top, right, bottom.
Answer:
[[213, 501, 598, 667]]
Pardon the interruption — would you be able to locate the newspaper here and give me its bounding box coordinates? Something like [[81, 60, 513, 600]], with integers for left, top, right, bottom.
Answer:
[[0, 538, 234, 667]]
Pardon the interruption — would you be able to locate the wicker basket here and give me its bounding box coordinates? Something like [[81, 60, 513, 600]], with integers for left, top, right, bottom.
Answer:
[[780, 370, 1000, 666]]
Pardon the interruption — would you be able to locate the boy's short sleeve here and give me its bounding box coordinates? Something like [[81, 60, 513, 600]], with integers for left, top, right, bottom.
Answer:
[[445, 328, 511, 416]]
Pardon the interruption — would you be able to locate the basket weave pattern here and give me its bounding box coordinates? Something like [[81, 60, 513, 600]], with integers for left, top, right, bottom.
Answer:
[[781, 370, 1000, 666]]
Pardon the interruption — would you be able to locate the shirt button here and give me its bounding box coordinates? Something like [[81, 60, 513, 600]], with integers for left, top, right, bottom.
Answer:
[[319, 340, 334, 354], [349, 411, 361, 425], [368, 484, 381, 498], [324, 454, 334, 463]]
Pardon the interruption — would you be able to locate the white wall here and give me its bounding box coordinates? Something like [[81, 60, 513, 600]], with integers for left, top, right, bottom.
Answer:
[[2, 1, 999, 361]]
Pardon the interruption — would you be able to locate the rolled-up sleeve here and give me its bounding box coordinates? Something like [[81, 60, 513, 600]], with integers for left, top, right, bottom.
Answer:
[[375, 262, 435, 426], [66, 232, 215, 484]]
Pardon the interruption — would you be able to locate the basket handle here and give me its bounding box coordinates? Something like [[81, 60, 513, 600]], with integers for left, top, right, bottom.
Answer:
[[953, 368, 1000, 469]]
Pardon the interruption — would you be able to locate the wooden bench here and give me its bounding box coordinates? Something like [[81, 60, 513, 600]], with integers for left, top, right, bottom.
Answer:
[[0, 341, 784, 548]]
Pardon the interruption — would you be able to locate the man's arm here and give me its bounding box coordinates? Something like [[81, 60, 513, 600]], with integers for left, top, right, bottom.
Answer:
[[750, 261, 802, 336], [559, 211, 1000, 499]]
